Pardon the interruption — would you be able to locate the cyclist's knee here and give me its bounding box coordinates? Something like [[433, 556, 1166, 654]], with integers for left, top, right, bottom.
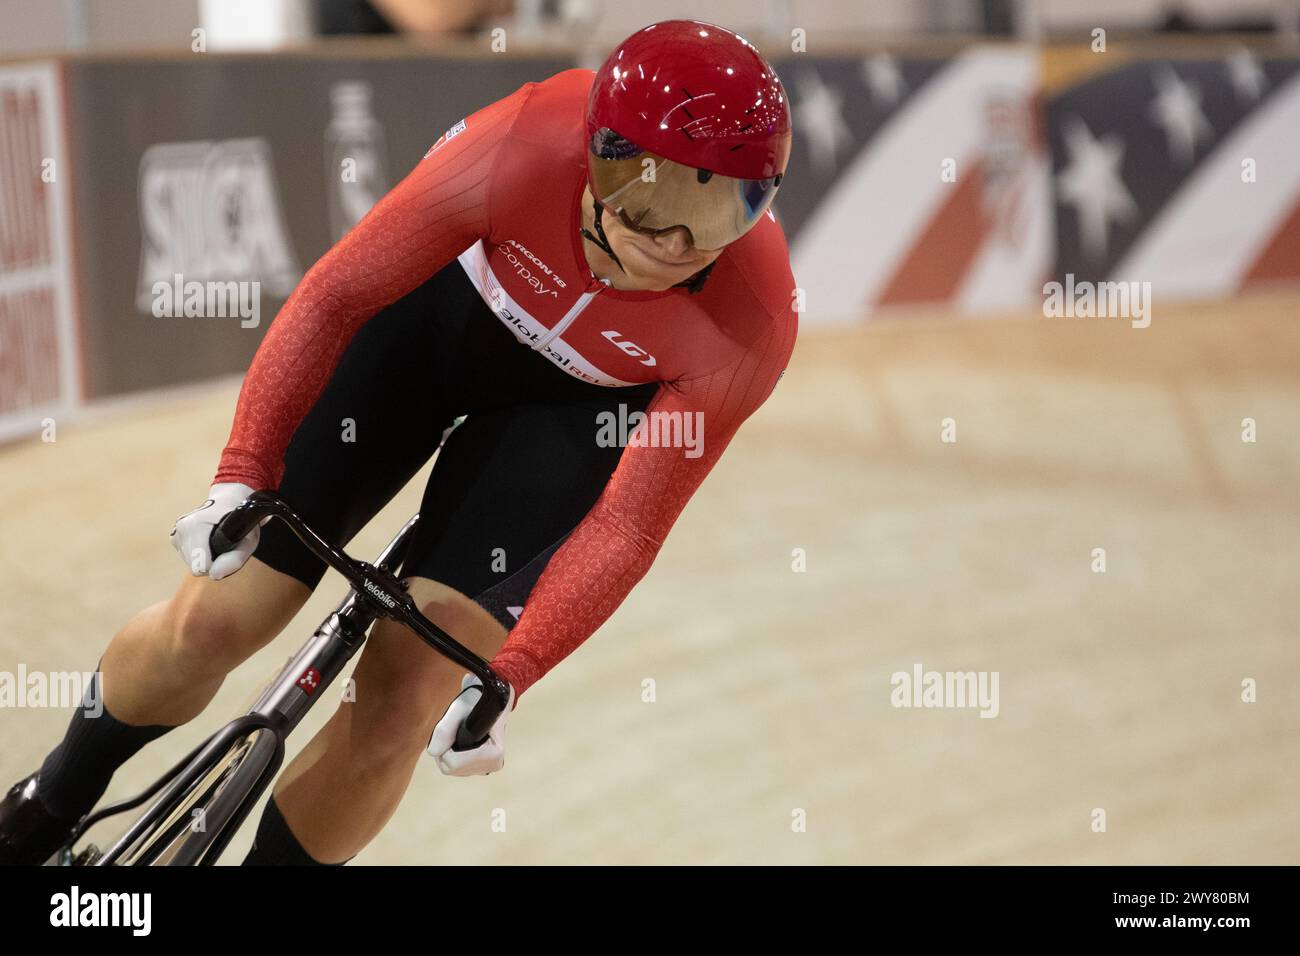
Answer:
[[348, 640, 470, 760], [351, 622, 460, 752], [165, 586, 253, 672], [164, 568, 303, 672], [349, 701, 437, 770]]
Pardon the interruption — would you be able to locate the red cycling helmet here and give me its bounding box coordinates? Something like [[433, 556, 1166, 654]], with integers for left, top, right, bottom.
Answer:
[[585, 19, 792, 251]]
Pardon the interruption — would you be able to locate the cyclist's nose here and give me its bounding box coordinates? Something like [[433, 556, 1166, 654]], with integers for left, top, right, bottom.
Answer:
[[654, 228, 691, 258]]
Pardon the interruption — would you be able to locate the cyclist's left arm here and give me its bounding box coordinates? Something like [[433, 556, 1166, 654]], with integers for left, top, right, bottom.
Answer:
[[490, 318, 797, 700]]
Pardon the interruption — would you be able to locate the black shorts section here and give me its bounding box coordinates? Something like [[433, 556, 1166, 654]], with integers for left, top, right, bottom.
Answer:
[[253, 258, 658, 625], [252, 272, 461, 589], [401, 389, 655, 630]]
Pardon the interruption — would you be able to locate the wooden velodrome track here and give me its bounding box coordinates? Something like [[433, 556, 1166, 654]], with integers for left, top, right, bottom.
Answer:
[[2, 292, 1297, 865]]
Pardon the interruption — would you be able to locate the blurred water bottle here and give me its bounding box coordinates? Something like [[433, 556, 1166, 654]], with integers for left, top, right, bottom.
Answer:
[[326, 81, 389, 241]]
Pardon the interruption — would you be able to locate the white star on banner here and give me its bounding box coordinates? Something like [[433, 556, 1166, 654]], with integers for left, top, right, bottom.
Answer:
[[862, 52, 907, 106], [793, 69, 853, 176], [1056, 114, 1138, 262], [1226, 48, 1268, 103], [1148, 65, 1213, 166]]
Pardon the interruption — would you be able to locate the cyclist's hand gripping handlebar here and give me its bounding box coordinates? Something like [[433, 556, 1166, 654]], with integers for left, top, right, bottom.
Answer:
[[207, 497, 264, 564], [211, 492, 511, 750]]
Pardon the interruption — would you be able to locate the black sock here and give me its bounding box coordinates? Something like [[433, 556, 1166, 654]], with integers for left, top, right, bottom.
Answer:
[[35, 674, 174, 822], [242, 795, 349, 866]]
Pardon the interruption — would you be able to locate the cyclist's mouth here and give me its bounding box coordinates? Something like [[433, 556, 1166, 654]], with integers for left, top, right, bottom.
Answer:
[[629, 242, 698, 269]]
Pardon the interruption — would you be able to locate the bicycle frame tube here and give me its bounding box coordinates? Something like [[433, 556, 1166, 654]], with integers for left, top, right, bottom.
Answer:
[[244, 512, 419, 737]]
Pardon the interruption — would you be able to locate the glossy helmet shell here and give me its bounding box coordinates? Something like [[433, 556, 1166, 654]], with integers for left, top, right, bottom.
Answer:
[[586, 19, 792, 182]]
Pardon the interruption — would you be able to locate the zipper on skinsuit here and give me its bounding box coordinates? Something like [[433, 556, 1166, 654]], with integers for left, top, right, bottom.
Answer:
[[534, 275, 611, 351]]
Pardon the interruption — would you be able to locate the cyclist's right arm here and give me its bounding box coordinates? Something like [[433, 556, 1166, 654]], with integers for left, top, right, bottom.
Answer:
[[172, 81, 538, 577]]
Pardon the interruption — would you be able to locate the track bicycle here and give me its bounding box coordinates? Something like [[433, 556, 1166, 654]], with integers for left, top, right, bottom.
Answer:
[[49, 491, 510, 866]]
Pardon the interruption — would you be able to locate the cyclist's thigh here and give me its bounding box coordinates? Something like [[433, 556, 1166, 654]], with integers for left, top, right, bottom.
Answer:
[[106, 563, 311, 706], [401, 382, 659, 633], [253, 273, 460, 590]]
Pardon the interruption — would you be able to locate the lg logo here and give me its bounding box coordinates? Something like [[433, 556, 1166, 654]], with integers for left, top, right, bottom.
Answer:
[[601, 330, 657, 367]]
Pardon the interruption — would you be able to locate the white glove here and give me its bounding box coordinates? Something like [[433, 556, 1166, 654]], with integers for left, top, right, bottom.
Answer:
[[169, 482, 260, 581], [427, 674, 515, 776]]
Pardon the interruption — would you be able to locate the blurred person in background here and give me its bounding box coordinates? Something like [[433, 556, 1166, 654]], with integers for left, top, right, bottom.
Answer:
[[317, 0, 513, 36]]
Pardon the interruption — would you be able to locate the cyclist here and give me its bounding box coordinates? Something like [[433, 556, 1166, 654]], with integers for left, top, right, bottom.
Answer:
[[0, 19, 796, 865]]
